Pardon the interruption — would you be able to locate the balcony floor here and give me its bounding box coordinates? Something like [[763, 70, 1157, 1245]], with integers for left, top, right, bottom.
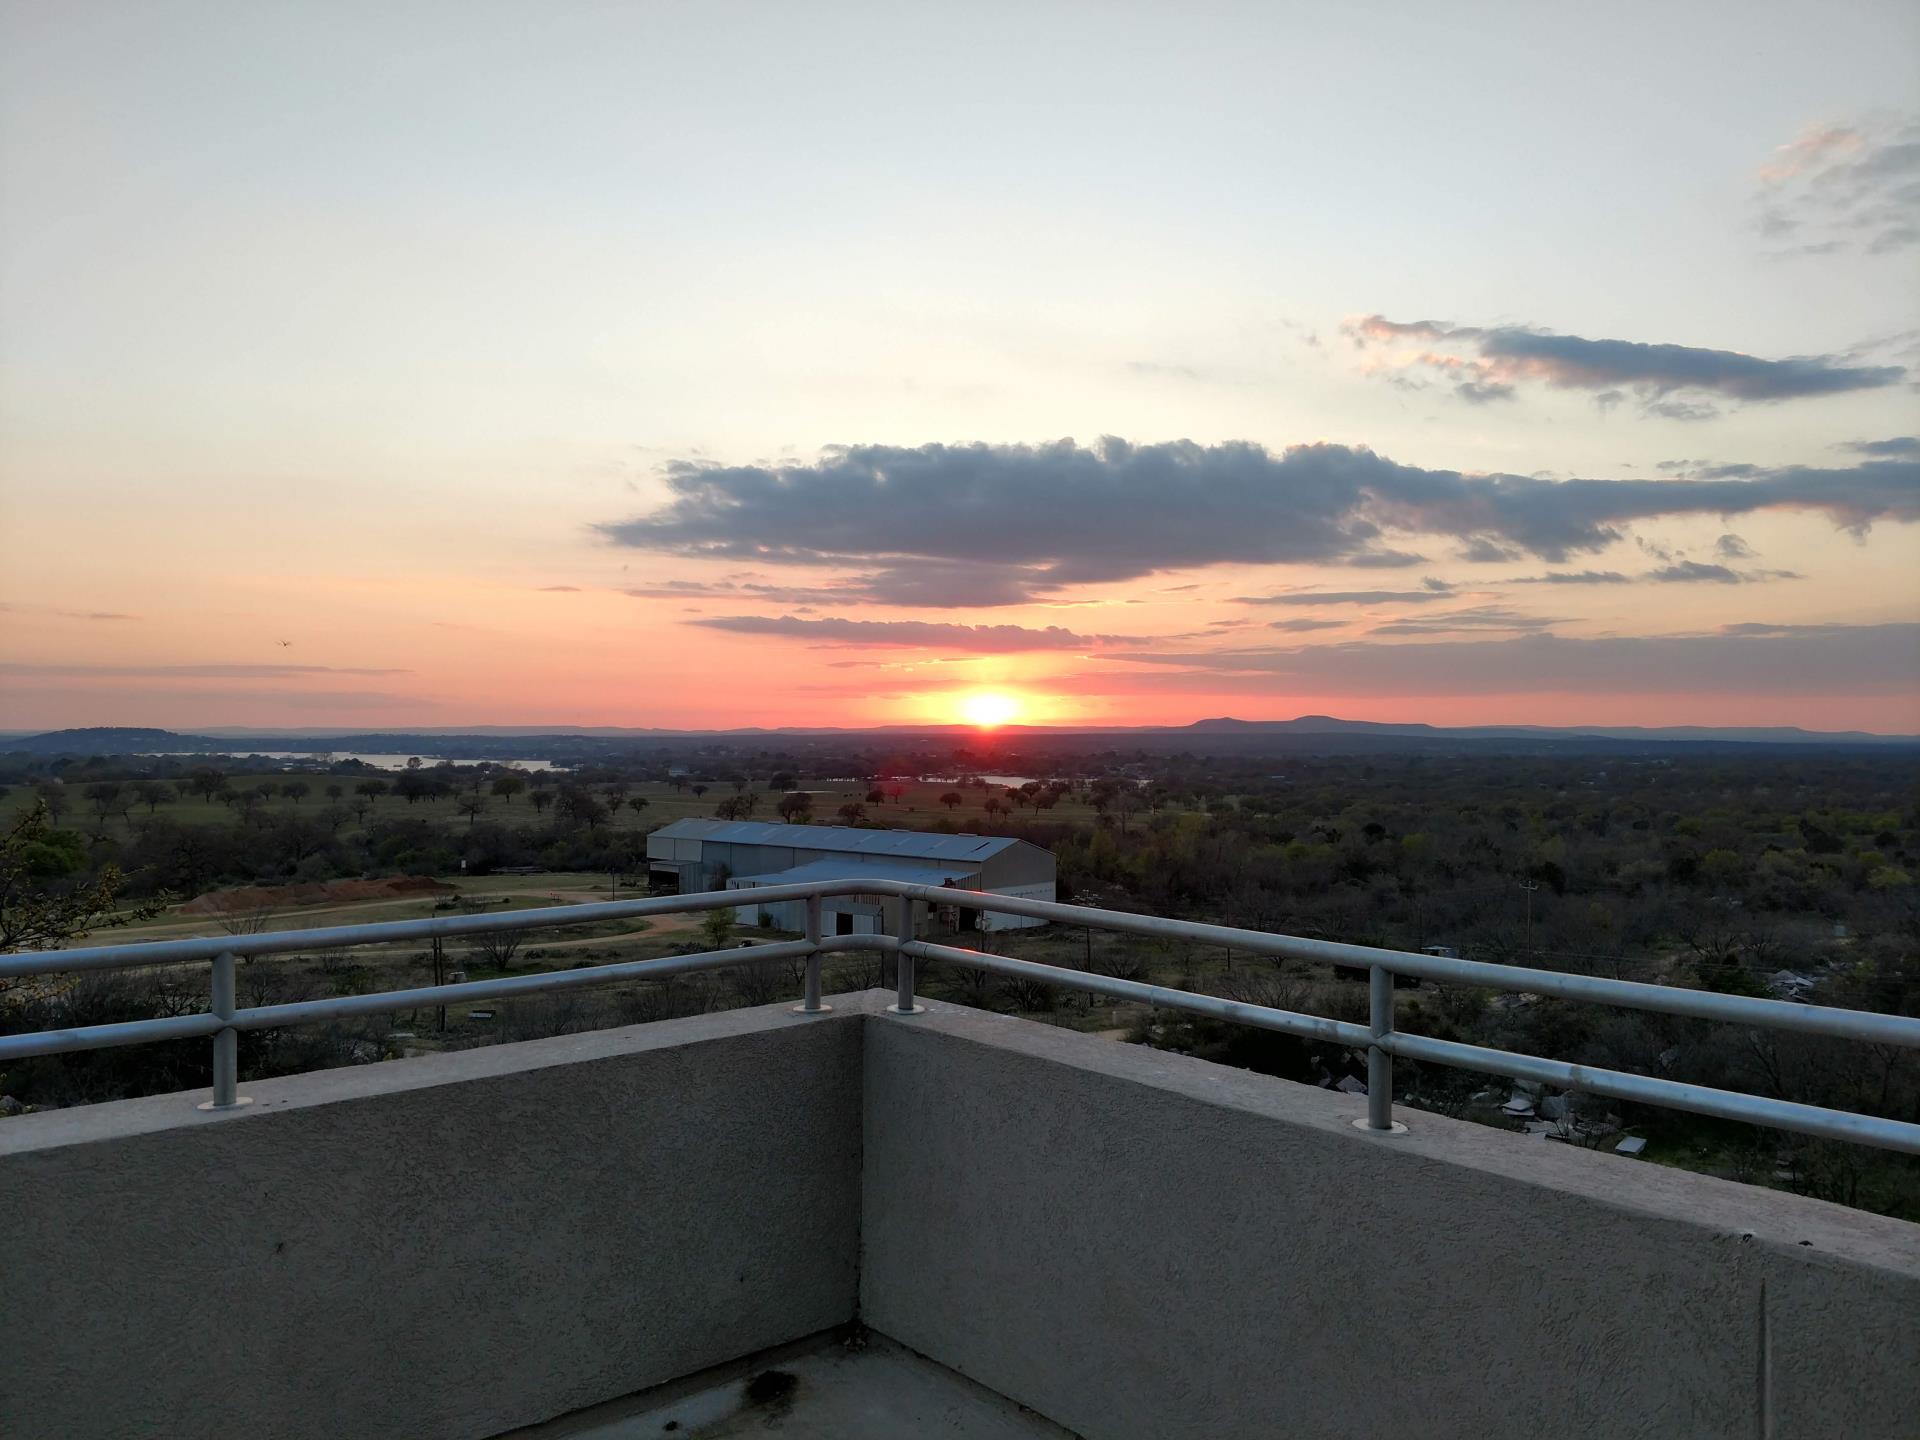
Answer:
[[503, 1331, 1078, 1440]]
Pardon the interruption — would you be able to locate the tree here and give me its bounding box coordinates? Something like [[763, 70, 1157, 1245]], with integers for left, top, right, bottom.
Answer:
[[34, 781, 70, 822], [473, 927, 525, 970], [324, 783, 345, 802], [0, 800, 165, 957], [186, 768, 228, 805], [530, 789, 555, 816], [282, 780, 310, 805], [778, 791, 815, 823], [940, 791, 964, 812], [393, 771, 434, 804], [691, 784, 709, 799], [983, 797, 1005, 820], [837, 802, 867, 824], [866, 787, 886, 807], [700, 905, 736, 949], [627, 794, 649, 821], [212, 895, 277, 937], [131, 779, 175, 815], [354, 778, 388, 805], [456, 793, 488, 827], [556, 786, 608, 832], [85, 782, 124, 834], [491, 773, 528, 804]]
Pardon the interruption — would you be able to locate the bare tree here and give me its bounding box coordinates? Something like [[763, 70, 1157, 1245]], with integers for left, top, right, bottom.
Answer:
[[472, 927, 525, 970]]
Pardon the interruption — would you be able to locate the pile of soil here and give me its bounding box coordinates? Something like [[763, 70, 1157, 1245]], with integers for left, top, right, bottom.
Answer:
[[180, 875, 455, 916]]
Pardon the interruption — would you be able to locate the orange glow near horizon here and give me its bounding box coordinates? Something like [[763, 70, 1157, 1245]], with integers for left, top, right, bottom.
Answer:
[[956, 690, 1024, 728]]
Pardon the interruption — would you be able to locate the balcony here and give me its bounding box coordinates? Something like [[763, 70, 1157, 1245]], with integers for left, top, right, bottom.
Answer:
[[3, 884, 1918, 1438]]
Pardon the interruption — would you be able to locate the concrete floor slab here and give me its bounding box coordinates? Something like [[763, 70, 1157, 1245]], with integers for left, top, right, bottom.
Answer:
[[501, 1332, 1078, 1440]]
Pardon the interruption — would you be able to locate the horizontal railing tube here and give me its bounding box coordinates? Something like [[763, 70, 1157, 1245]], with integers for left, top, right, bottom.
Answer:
[[1384, 1031, 1920, 1157], [0, 1011, 225, 1063], [880, 885, 1920, 1052], [0, 881, 879, 978], [900, 940, 1373, 1049], [227, 939, 821, 1031], [8, 877, 1919, 1154]]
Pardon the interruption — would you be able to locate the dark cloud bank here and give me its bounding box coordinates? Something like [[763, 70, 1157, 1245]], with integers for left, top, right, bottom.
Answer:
[[599, 438, 1918, 606]]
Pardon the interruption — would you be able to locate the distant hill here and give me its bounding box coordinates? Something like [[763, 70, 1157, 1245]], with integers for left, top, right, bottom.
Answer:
[[6, 716, 1917, 760], [1183, 715, 1917, 745]]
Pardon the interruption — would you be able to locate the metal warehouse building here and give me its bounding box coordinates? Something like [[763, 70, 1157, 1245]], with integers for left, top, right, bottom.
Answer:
[[645, 819, 1056, 934]]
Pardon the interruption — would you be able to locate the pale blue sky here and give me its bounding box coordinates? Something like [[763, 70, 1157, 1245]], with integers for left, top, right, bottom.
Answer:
[[2, 2, 1916, 729]]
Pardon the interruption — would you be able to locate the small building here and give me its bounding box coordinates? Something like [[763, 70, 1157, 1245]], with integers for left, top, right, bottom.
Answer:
[[645, 819, 1057, 935]]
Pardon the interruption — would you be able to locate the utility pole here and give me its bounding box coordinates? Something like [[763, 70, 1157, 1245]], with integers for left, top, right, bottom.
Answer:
[[1518, 879, 1540, 952]]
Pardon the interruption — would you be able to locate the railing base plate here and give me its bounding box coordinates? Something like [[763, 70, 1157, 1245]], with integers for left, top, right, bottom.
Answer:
[[1351, 1117, 1408, 1135], [888, 1004, 927, 1015], [196, 1097, 254, 1113], [791, 1003, 835, 1015]]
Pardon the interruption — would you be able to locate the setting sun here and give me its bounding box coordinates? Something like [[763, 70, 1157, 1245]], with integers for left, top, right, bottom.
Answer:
[[957, 691, 1023, 728]]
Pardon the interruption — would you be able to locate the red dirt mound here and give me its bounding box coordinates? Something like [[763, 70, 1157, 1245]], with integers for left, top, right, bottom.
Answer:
[[180, 875, 455, 916]]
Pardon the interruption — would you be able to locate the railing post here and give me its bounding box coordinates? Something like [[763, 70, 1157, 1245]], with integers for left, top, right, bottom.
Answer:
[[792, 893, 831, 1014], [888, 894, 924, 1015], [197, 950, 252, 1112], [1357, 962, 1405, 1134]]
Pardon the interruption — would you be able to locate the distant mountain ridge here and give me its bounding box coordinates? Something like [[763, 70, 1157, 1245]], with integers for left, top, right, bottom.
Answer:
[[4, 716, 1916, 758], [1183, 715, 1914, 744]]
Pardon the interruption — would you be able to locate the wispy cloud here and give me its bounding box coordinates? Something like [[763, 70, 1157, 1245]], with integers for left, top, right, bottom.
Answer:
[[1368, 605, 1559, 636], [1346, 315, 1904, 418], [1102, 623, 1920, 697], [1237, 581, 1454, 606], [0, 603, 140, 622], [1502, 559, 1798, 585], [1756, 118, 1920, 256], [1843, 436, 1920, 457], [1503, 570, 1631, 585], [0, 663, 410, 678], [686, 615, 1142, 651]]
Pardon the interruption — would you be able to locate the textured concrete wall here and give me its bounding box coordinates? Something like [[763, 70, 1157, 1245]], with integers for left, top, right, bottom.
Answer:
[[0, 1003, 864, 1440], [860, 1003, 1920, 1440], [7, 994, 1915, 1440]]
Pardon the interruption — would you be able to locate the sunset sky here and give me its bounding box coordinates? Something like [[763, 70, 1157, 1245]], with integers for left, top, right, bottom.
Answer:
[[2, 2, 1917, 733]]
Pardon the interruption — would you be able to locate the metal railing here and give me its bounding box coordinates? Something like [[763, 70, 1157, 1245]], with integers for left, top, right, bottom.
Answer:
[[4, 879, 1918, 1154]]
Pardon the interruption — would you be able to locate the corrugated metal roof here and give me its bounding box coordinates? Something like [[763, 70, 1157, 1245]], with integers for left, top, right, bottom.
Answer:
[[728, 858, 977, 887], [650, 818, 1024, 862]]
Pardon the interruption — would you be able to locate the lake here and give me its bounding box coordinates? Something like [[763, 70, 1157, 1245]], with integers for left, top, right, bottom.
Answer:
[[144, 751, 565, 772]]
